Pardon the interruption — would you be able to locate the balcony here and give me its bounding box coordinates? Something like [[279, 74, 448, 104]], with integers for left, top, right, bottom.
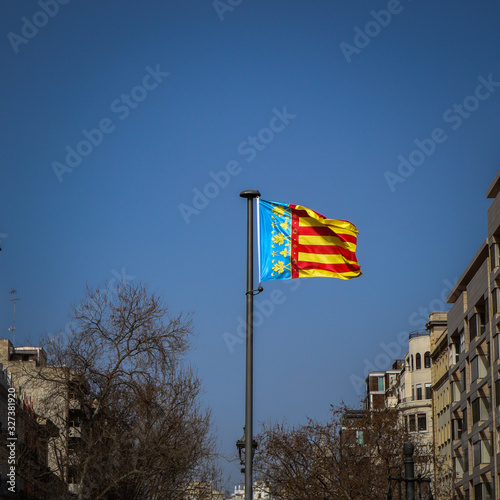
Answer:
[[409, 329, 429, 339]]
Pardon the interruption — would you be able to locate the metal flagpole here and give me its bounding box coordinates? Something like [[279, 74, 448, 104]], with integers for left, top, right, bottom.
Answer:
[[239, 190, 261, 500]]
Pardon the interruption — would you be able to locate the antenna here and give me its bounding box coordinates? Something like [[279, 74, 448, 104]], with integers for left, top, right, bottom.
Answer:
[[8, 289, 19, 347]]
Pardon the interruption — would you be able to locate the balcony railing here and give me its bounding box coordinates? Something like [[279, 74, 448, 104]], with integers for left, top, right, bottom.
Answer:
[[409, 329, 429, 339]]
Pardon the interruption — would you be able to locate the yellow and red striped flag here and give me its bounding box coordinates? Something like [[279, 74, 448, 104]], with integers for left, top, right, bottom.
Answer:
[[258, 199, 361, 281]]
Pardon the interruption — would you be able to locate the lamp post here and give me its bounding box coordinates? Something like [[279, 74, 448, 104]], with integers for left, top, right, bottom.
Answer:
[[386, 442, 434, 500], [236, 427, 258, 475], [239, 190, 261, 500]]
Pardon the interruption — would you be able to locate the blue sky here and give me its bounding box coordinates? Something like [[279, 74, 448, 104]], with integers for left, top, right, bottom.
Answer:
[[1, 0, 500, 487]]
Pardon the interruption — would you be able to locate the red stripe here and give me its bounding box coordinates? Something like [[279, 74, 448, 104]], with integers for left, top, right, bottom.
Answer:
[[297, 244, 358, 261], [295, 261, 361, 273], [296, 225, 357, 243]]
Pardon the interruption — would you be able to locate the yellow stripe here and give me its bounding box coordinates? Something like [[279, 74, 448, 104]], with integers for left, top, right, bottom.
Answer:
[[298, 217, 358, 238], [298, 235, 357, 252], [294, 204, 359, 234], [298, 252, 358, 265], [298, 268, 362, 279]]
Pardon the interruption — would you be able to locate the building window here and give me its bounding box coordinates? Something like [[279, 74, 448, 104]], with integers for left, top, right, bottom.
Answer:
[[425, 383, 431, 400], [460, 329, 465, 354], [452, 418, 463, 440], [378, 376, 384, 392], [463, 407, 468, 434], [461, 368, 466, 393], [417, 413, 427, 431], [416, 384, 422, 400], [471, 355, 488, 381], [453, 455, 464, 479], [474, 481, 492, 500], [355, 430, 363, 445], [411, 355, 414, 371], [472, 397, 490, 424], [474, 441, 481, 467], [496, 379, 500, 407], [415, 353, 421, 370], [493, 288, 500, 316], [424, 351, 431, 368], [490, 242, 500, 269], [409, 415, 416, 432], [469, 312, 486, 341]]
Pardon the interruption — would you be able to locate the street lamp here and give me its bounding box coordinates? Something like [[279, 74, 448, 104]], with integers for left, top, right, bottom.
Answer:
[[386, 442, 434, 500], [236, 427, 258, 474]]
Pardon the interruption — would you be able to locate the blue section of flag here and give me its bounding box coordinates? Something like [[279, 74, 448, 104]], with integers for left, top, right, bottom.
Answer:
[[259, 199, 292, 281]]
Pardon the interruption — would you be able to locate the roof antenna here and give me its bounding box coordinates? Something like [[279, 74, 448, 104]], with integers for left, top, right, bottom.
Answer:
[[8, 289, 19, 347]]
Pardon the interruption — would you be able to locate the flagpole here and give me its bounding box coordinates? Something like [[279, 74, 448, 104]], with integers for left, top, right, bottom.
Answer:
[[240, 189, 261, 500]]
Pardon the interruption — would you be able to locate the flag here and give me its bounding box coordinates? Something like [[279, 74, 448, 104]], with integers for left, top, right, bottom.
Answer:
[[258, 199, 361, 281]]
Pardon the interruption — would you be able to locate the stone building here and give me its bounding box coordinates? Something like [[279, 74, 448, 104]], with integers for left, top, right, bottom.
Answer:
[[446, 171, 500, 499]]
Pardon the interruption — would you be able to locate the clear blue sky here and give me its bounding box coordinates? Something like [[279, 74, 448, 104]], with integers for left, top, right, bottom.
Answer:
[[1, 0, 500, 487]]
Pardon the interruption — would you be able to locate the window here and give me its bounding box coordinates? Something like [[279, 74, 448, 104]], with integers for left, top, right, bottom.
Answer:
[[452, 342, 460, 364], [469, 313, 486, 341], [474, 481, 492, 500], [409, 415, 416, 432], [411, 355, 414, 371], [474, 441, 481, 467], [412, 386, 415, 401], [472, 397, 489, 424], [471, 355, 488, 381], [493, 288, 500, 316], [460, 330, 465, 354], [416, 384, 422, 401], [68, 466, 81, 485], [424, 351, 431, 368], [464, 445, 469, 471], [452, 418, 463, 440], [355, 430, 363, 445], [490, 242, 500, 269], [417, 413, 427, 431], [416, 353, 421, 370], [463, 407, 468, 434], [496, 379, 500, 407], [378, 376, 384, 392], [425, 383, 431, 400], [461, 368, 466, 393], [453, 455, 464, 478], [495, 334, 500, 360]]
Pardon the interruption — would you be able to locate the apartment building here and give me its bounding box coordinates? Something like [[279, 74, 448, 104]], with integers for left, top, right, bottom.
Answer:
[[445, 171, 500, 499], [0, 339, 86, 497], [428, 311, 452, 498], [0, 363, 62, 499], [364, 360, 403, 410]]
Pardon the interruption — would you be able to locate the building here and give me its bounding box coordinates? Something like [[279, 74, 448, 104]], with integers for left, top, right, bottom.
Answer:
[[0, 363, 62, 499], [227, 483, 270, 499], [364, 360, 403, 410], [0, 339, 86, 497], [446, 171, 500, 499], [428, 311, 452, 498], [396, 330, 433, 443]]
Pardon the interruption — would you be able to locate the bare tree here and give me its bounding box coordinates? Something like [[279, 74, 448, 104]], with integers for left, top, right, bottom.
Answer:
[[255, 404, 450, 500], [20, 282, 220, 500]]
